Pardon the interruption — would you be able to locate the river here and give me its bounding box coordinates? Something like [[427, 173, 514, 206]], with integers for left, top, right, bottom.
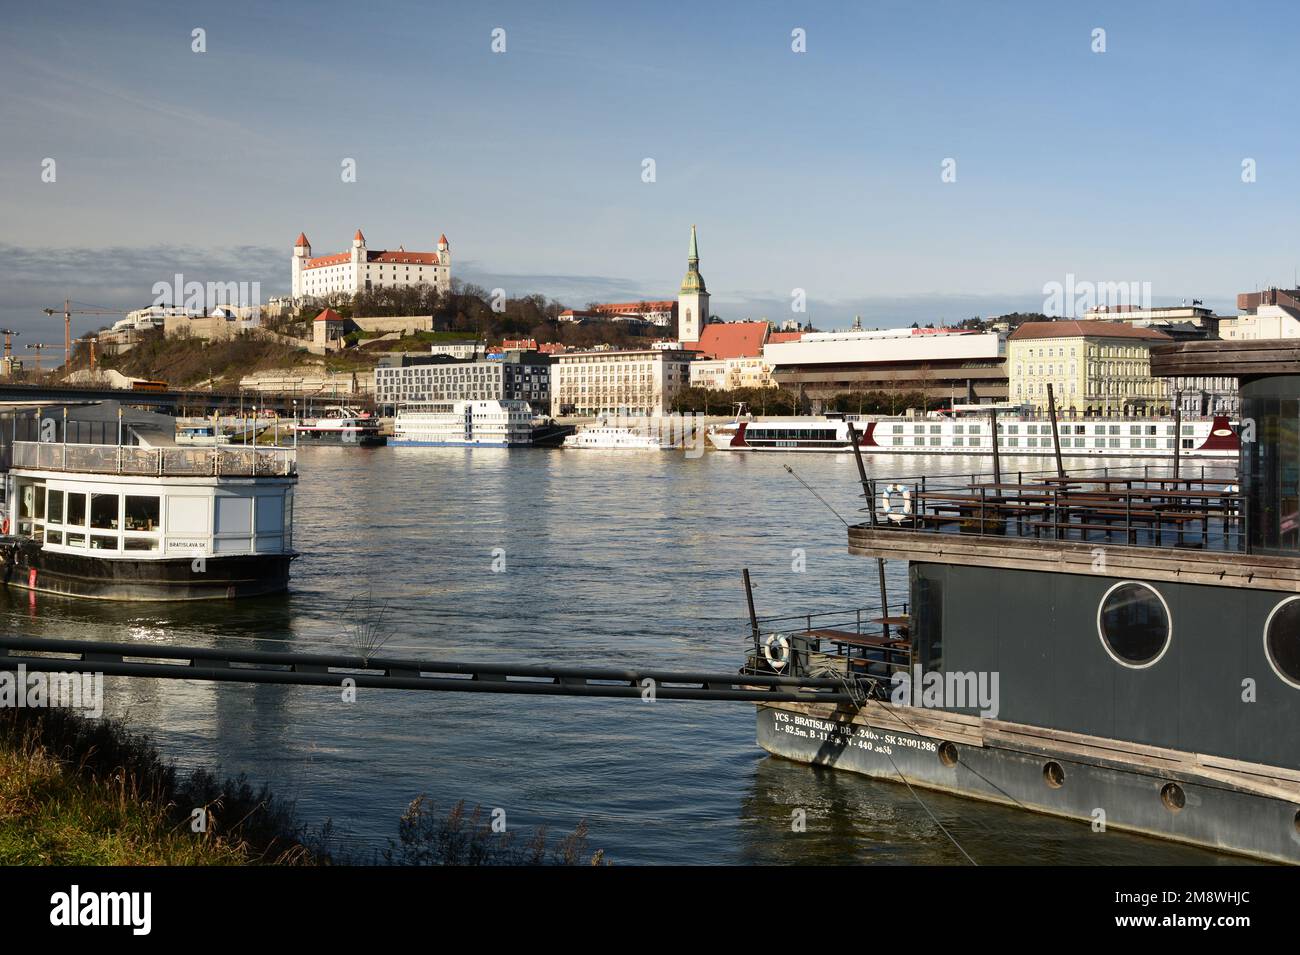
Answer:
[[1, 445, 1245, 864]]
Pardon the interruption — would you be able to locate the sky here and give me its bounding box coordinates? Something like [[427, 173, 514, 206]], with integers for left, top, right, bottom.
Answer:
[[2, 0, 1299, 342]]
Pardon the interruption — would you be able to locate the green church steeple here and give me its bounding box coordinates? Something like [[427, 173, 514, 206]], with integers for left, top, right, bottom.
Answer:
[[680, 224, 707, 295]]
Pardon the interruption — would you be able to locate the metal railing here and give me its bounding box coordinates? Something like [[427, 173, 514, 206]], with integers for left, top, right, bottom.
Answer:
[[856, 462, 1244, 552], [10, 441, 297, 477]]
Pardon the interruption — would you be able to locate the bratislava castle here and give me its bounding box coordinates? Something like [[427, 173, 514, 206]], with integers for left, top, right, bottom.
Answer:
[[291, 229, 451, 299]]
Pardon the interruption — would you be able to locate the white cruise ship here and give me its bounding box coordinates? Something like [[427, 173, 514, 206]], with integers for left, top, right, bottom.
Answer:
[[563, 423, 674, 451], [391, 400, 537, 447], [707, 410, 1240, 459]]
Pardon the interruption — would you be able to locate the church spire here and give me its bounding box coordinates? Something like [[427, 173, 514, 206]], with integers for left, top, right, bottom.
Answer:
[[680, 224, 706, 295]]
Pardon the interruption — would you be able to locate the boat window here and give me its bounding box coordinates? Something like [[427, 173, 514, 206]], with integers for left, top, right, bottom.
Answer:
[[125, 496, 160, 532], [66, 493, 87, 527], [91, 494, 120, 530], [1264, 597, 1300, 689], [47, 489, 63, 524], [1097, 581, 1171, 668], [45, 530, 62, 545], [90, 535, 118, 551], [65, 532, 86, 548]]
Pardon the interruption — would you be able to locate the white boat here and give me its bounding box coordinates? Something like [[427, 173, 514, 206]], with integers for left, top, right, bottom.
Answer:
[[293, 405, 385, 446], [707, 409, 1240, 459], [0, 402, 297, 600], [563, 418, 674, 451], [391, 400, 537, 447]]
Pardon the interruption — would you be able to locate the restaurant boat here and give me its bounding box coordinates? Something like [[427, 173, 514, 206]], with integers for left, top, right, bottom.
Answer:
[[0, 403, 297, 600], [745, 340, 1300, 863]]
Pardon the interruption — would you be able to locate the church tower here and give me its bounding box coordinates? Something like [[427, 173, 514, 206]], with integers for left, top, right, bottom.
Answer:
[[292, 232, 311, 298], [678, 224, 709, 344]]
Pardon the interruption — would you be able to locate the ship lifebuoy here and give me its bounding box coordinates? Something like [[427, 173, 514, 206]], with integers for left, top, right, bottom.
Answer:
[[1, 518, 9, 535], [763, 633, 791, 672], [878, 484, 913, 523]]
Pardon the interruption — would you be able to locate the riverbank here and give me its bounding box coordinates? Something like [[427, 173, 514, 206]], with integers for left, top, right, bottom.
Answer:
[[0, 707, 316, 865]]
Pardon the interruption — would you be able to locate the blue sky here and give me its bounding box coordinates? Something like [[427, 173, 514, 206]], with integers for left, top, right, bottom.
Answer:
[[2, 0, 1298, 340]]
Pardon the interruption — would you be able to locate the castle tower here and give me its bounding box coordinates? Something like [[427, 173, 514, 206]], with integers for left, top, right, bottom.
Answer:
[[678, 224, 709, 344], [292, 232, 311, 298], [351, 228, 366, 263]]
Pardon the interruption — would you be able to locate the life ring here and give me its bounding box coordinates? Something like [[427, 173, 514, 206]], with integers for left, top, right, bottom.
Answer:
[[763, 633, 791, 672], [878, 484, 913, 523], [1, 518, 9, 535]]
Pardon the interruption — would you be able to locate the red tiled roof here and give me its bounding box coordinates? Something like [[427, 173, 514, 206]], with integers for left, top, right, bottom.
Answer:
[[367, 250, 441, 265], [1009, 320, 1173, 341], [684, 321, 769, 360], [590, 300, 677, 314], [354, 229, 365, 242], [314, 308, 345, 323], [767, 331, 802, 344], [303, 253, 350, 269], [295, 232, 310, 247], [304, 250, 443, 270], [439, 233, 449, 246]]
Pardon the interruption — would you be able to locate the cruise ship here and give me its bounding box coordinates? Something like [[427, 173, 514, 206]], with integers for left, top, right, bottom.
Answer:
[[391, 400, 571, 447], [708, 408, 1239, 459]]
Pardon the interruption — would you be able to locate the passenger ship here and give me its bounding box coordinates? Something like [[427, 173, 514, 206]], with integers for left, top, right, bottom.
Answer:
[[562, 416, 676, 451], [746, 340, 1300, 863], [391, 400, 571, 447], [0, 403, 296, 601], [293, 405, 386, 446], [709, 407, 1239, 459]]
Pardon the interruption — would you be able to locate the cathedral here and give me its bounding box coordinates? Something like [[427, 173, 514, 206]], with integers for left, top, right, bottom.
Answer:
[[678, 224, 710, 344]]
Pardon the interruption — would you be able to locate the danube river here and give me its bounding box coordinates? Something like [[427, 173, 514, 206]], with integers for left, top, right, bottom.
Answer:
[[1, 446, 1245, 864]]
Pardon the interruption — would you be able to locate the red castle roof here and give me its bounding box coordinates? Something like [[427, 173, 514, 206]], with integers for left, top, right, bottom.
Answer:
[[685, 321, 770, 360]]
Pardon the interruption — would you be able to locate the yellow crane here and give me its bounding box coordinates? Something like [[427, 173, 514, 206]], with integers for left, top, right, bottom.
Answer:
[[41, 301, 125, 369]]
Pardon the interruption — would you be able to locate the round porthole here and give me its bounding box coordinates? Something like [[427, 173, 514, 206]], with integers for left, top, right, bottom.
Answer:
[[1097, 581, 1171, 669], [1043, 761, 1065, 789], [1263, 596, 1300, 690], [938, 741, 958, 767], [1161, 782, 1185, 812]]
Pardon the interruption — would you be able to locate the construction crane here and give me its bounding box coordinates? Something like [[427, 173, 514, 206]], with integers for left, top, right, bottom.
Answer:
[[25, 343, 63, 375], [0, 328, 18, 360], [72, 335, 100, 370], [41, 300, 125, 369]]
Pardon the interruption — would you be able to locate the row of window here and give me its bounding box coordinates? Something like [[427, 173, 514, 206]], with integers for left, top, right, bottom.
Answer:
[[19, 487, 162, 552], [1099, 582, 1300, 689]]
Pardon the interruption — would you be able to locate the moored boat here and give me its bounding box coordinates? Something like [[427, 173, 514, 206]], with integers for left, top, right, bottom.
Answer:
[[744, 340, 1300, 863], [0, 402, 297, 601], [293, 405, 386, 446]]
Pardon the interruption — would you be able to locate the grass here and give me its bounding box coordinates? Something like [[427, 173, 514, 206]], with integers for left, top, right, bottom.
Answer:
[[0, 707, 318, 865], [0, 706, 609, 866]]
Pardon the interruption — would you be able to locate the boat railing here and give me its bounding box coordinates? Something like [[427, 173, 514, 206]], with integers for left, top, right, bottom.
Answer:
[[10, 440, 297, 477], [742, 604, 913, 685], [852, 462, 1245, 553]]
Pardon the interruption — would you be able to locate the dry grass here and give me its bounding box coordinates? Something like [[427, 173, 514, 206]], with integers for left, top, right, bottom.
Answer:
[[0, 707, 321, 865]]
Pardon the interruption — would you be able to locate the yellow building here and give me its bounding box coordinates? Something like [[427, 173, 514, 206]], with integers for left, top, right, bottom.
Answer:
[[1007, 321, 1172, 415]]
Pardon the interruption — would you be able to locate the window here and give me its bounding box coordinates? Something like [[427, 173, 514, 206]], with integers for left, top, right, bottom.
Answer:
[[47, 489, 63, 524], [66, 493, 87, 527], [125, 496, 160, 532], [1264, 597, 1300, 689], [91, 494, 119, 530], [1097, 581, 1171, 668]]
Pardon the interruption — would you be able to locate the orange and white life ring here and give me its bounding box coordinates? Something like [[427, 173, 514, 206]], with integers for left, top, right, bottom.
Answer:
[[1, 518, 10, 535]]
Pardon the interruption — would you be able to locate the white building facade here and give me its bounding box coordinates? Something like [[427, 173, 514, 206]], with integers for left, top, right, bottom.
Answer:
[[292, 230, 451, 300], [551, 349, 694, 417], [375, 358, 551, 413]]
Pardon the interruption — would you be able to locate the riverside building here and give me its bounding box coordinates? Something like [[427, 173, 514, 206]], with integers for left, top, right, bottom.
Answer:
[[550, 348, 694, 417], [374, 355, 551, 414]]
